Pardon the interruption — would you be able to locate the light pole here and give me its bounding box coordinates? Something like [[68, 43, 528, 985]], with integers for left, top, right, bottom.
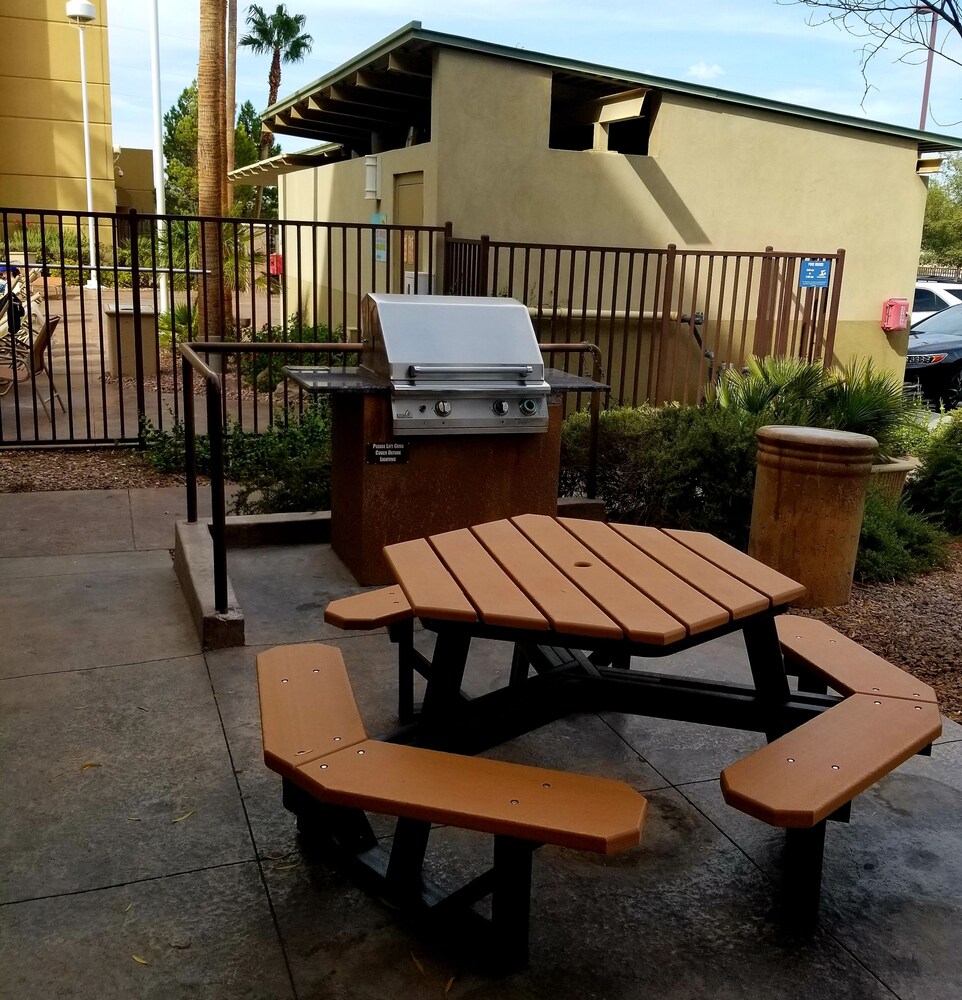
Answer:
[[66, 0, 98, 290], [919, 6, 939, 131], [149, 0, 169, 310]]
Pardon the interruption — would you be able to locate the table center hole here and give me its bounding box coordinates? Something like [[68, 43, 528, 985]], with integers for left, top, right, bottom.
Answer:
[[573, 561, 592, 568]]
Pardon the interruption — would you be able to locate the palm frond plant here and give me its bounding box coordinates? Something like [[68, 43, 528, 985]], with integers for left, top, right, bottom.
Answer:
[[711, 355, 828, 426], [820, 359, 930, 460], [137, 220, 264, 292]]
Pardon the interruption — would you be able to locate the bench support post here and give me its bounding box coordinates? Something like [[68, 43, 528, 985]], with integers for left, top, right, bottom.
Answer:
[[783, 821, 827, 929], [385, 818, 432, 902], [491, 835, 538, 969], [283, 778, 378, 854], [742, 617, 792, 740]]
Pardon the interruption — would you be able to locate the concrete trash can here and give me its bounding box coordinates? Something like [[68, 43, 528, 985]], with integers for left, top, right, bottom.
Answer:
[[748, 425, 877, 608], [103, 303, 158, 378]]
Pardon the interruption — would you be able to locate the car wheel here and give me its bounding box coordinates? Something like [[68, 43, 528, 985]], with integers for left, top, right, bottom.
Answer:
[[943, 367, 962, 410]]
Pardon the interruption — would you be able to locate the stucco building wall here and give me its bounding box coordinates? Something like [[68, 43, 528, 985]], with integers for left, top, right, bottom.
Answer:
[[280, 44, 929, 374], [0, 0, 114, 214]]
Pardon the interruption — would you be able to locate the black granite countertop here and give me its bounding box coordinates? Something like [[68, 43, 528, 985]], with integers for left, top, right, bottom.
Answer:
[[283, 365, 608, 395]]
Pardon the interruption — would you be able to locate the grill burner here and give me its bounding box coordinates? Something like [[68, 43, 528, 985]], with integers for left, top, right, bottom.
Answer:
[[360, 293, 551, 435]]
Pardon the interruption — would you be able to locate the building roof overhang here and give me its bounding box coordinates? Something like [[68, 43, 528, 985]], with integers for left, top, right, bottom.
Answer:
[[261, 21, 962, 158]]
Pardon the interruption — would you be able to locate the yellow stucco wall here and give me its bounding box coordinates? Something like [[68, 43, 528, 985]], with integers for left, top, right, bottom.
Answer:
[[0, 0, 114, 212], [281, 45, 929, 376], [114, 147, 155, 214]]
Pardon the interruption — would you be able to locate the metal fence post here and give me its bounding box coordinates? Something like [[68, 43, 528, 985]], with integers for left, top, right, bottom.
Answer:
[[128, 208, 147, 442], [206, 376, 228, 613], [182, 354, 198, 523]]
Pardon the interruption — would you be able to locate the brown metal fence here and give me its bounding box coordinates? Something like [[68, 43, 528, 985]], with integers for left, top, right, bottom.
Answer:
[[445, 237, 845, 406], [1, 204, 844, 446]]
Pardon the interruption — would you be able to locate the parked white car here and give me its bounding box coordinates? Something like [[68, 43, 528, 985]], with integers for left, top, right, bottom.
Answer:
[[914, 280, 962, 323]]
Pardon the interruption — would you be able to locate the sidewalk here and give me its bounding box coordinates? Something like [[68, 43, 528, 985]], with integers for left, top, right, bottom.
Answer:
[[1, 487, 961, 999]]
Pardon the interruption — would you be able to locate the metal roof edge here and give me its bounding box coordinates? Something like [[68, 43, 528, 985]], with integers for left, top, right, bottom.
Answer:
[[265, 22, 962, 152], [262, 21, 423, 118]]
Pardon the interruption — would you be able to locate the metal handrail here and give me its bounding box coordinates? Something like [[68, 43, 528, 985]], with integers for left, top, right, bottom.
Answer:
[[178, 340, 362, 613]]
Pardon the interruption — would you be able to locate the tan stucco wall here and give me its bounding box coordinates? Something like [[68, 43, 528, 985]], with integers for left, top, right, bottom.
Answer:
[[0, 0, 114, 212], [279, 45, 929, 377], [430, 48, 925, 373], [114, 147, 155, 214], [280, 141, 439, 325]]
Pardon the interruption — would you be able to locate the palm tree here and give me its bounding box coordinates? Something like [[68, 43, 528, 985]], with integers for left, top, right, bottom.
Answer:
[[198, 0, 227, 341], [240, 3, 313, 216]]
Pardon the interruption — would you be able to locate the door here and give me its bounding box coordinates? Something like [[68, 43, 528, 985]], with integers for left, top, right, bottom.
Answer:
[[393, 171, 424, 292]]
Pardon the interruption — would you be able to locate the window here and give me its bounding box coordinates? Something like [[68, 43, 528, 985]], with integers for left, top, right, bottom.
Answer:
[[914, 288, 938, 312], [549, 76, 658, 155]]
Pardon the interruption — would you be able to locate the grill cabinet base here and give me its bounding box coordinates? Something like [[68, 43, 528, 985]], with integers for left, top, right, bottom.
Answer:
[[331, 394, 564, 585]]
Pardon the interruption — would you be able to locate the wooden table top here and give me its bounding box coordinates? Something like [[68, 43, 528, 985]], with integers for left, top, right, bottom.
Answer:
[[383, 515, 806, 646]]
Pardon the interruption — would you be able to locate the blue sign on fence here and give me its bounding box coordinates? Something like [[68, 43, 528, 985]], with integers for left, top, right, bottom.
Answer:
[[799, 258, 831, 288]]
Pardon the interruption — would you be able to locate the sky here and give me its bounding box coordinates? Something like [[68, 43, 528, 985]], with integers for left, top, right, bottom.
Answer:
[[105, 0, 962, 154]]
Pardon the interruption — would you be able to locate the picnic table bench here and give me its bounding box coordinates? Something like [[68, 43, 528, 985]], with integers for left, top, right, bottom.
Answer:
[[257, 515, 942, 962], [257, 642, 646, 967]]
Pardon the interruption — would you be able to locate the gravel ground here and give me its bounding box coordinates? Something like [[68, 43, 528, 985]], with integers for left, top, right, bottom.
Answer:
[[2, 448, 959, 722]]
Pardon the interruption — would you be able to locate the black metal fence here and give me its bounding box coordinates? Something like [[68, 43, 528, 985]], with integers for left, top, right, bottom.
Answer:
[[1, 205, 844, 447]]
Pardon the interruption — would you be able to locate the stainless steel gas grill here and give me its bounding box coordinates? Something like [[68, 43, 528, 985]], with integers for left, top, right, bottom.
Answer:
[[283, 292, 607, 584], [360, 293, 551, 435]]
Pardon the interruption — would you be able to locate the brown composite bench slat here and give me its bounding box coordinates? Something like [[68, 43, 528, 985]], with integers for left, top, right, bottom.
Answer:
[[256, 643, 648, 964], [256, 644, 368, 778], [428, 527, 550, 631], [293, 739, 645, 854], [383, 537, 477, 622], [512, 514, 687, 645], [776, 616, 939, 703], [472, 519, 623, 640], [559, 518, 731, 636], [324, 586, 413, 630], [258, 643, 646, 853], [721, 694, 942, 827], [611, 524, 770, 619], [664, 529, 807, 607]]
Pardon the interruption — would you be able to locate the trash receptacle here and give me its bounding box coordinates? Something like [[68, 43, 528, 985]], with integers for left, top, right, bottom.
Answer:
[[103, 303, 158, 379], [748, 425, 877, 608]]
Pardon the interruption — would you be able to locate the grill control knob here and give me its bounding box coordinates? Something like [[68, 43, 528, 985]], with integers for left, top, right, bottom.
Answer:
[[519, 398, 539, 417], [434, 400, 452, 417], [492, 400, 509, 416]]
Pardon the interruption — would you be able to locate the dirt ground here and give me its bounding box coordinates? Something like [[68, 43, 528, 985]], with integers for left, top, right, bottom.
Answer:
[[2, 447, 959, 722]]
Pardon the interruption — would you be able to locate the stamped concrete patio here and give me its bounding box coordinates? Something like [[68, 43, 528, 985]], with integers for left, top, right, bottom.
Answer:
[[1, 486, 961, 999]]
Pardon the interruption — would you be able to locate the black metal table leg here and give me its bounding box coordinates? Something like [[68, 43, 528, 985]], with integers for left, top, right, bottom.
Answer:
[[782, 821, 827, 929], [742, 615, 793, 741], [491, 835, 538, 970]]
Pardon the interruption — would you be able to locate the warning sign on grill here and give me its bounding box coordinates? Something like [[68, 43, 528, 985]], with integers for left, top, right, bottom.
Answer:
[[367, 442, 409, 465]]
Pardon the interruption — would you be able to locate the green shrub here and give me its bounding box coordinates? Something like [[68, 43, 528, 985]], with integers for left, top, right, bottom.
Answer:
[[856, 486, 950, 583], [140, 405, 332, 515], [904, 409, 962, 534], [712, 355, 928, 458], [561, 403, 763, 548], [228, 403, 332, 515], [239, 319, 347, 391]]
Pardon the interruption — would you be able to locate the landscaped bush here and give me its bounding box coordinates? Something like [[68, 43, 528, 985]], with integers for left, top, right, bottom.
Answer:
[[712, 355, 929, 459], [140, 403, 332, 515], [239, 319, 348, 391], [904, 409, 962, 534], [855, 485, 950, 583], [561, 403, 764, 548]]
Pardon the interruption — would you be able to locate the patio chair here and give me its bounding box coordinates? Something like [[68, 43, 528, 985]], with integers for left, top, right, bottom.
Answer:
[[0, 315, 64, 417]]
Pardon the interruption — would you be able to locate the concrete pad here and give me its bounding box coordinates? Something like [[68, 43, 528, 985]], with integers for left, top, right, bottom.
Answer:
[[0, 489, 134, 557], [173, 520, 244, 650], [265, 788, 895, 998], [0, 548, 174, 581], [0, 864, 294, 999], [226, 544, 366, 647], [681, 745, 962, 1000], [129, 485, 237, 551], [207, 635, 416, 860], [0, 655, 252, 902], [0, 551, 199, 677]]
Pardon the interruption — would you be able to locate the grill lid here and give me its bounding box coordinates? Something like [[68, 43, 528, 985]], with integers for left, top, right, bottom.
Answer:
[[360, 293, 551, 435], [361, 293, 546, 384]]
